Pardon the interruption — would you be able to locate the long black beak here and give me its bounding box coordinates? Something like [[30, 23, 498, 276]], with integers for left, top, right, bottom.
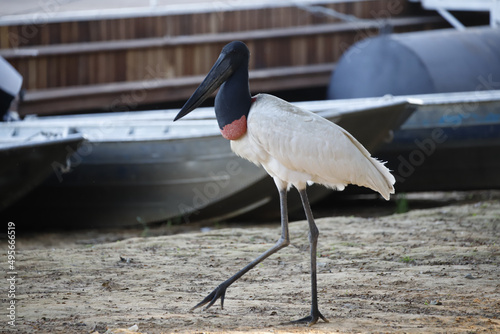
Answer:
[[174, 52, 235, 121]]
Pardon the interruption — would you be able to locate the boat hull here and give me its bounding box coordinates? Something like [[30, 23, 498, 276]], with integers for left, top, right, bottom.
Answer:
[[2, 98, 413, 228], [0, 134, 85, 211], [4, 135, 267, 228], [376, 91, 500, 192]]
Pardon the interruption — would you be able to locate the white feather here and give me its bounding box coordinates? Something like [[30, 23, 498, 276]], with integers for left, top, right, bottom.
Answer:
[[230, 94, 395, 200]]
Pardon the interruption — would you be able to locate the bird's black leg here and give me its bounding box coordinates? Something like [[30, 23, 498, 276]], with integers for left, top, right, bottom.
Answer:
[[190, 187, 290, 311], [292, 188, 329, 326]]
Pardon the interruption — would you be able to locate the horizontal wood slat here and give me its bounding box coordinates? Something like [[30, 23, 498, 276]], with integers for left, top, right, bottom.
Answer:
[[1, 16, 442, 58], [19, 63, 335, 115]]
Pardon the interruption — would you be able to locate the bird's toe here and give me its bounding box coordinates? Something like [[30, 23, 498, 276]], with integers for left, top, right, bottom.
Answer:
[[290, 311, 329, 326], [190, 283, 228, 312]]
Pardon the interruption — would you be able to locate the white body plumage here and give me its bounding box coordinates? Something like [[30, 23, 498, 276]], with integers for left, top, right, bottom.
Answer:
[[231, 93, 396, 199]]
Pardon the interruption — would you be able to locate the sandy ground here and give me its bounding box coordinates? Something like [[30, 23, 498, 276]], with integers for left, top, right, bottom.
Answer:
[[2, 194, 500, 333]]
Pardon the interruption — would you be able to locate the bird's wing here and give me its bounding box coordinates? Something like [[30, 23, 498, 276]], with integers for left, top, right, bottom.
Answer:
[[248, 94, 395, 199]]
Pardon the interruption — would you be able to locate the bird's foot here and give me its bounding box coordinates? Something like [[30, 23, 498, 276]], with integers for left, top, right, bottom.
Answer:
[[291, 310, 329, 326], [190, 283, 228, 312]]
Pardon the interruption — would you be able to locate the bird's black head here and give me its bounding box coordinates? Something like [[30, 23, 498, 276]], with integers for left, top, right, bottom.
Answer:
[[173, 41, 250, 122], [220, 41, 250, 67]]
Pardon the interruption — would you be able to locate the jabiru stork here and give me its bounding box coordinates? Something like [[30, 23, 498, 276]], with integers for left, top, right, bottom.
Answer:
[[174, 41, 395, 325]]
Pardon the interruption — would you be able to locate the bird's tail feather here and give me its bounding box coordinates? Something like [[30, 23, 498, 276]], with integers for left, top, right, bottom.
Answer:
[[365, 157, 395, 200], [338, 125, 395, 200]]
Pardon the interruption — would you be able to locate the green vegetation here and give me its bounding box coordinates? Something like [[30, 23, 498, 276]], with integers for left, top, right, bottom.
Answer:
[[401, 256, 415, 264], [395, 193, 409, 213]]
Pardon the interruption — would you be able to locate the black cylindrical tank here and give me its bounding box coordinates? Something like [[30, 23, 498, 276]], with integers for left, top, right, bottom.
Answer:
[[328, 27, 500, 99]]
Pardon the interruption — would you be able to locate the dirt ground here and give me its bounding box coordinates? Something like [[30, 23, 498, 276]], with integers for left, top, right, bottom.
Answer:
[[2, 192, 500, 334]]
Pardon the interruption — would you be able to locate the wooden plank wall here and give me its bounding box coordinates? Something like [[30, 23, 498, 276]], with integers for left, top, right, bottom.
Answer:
[[0, 1, 447, 114], [4, 20, 443, 91], [0, 1, 438, 89]]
